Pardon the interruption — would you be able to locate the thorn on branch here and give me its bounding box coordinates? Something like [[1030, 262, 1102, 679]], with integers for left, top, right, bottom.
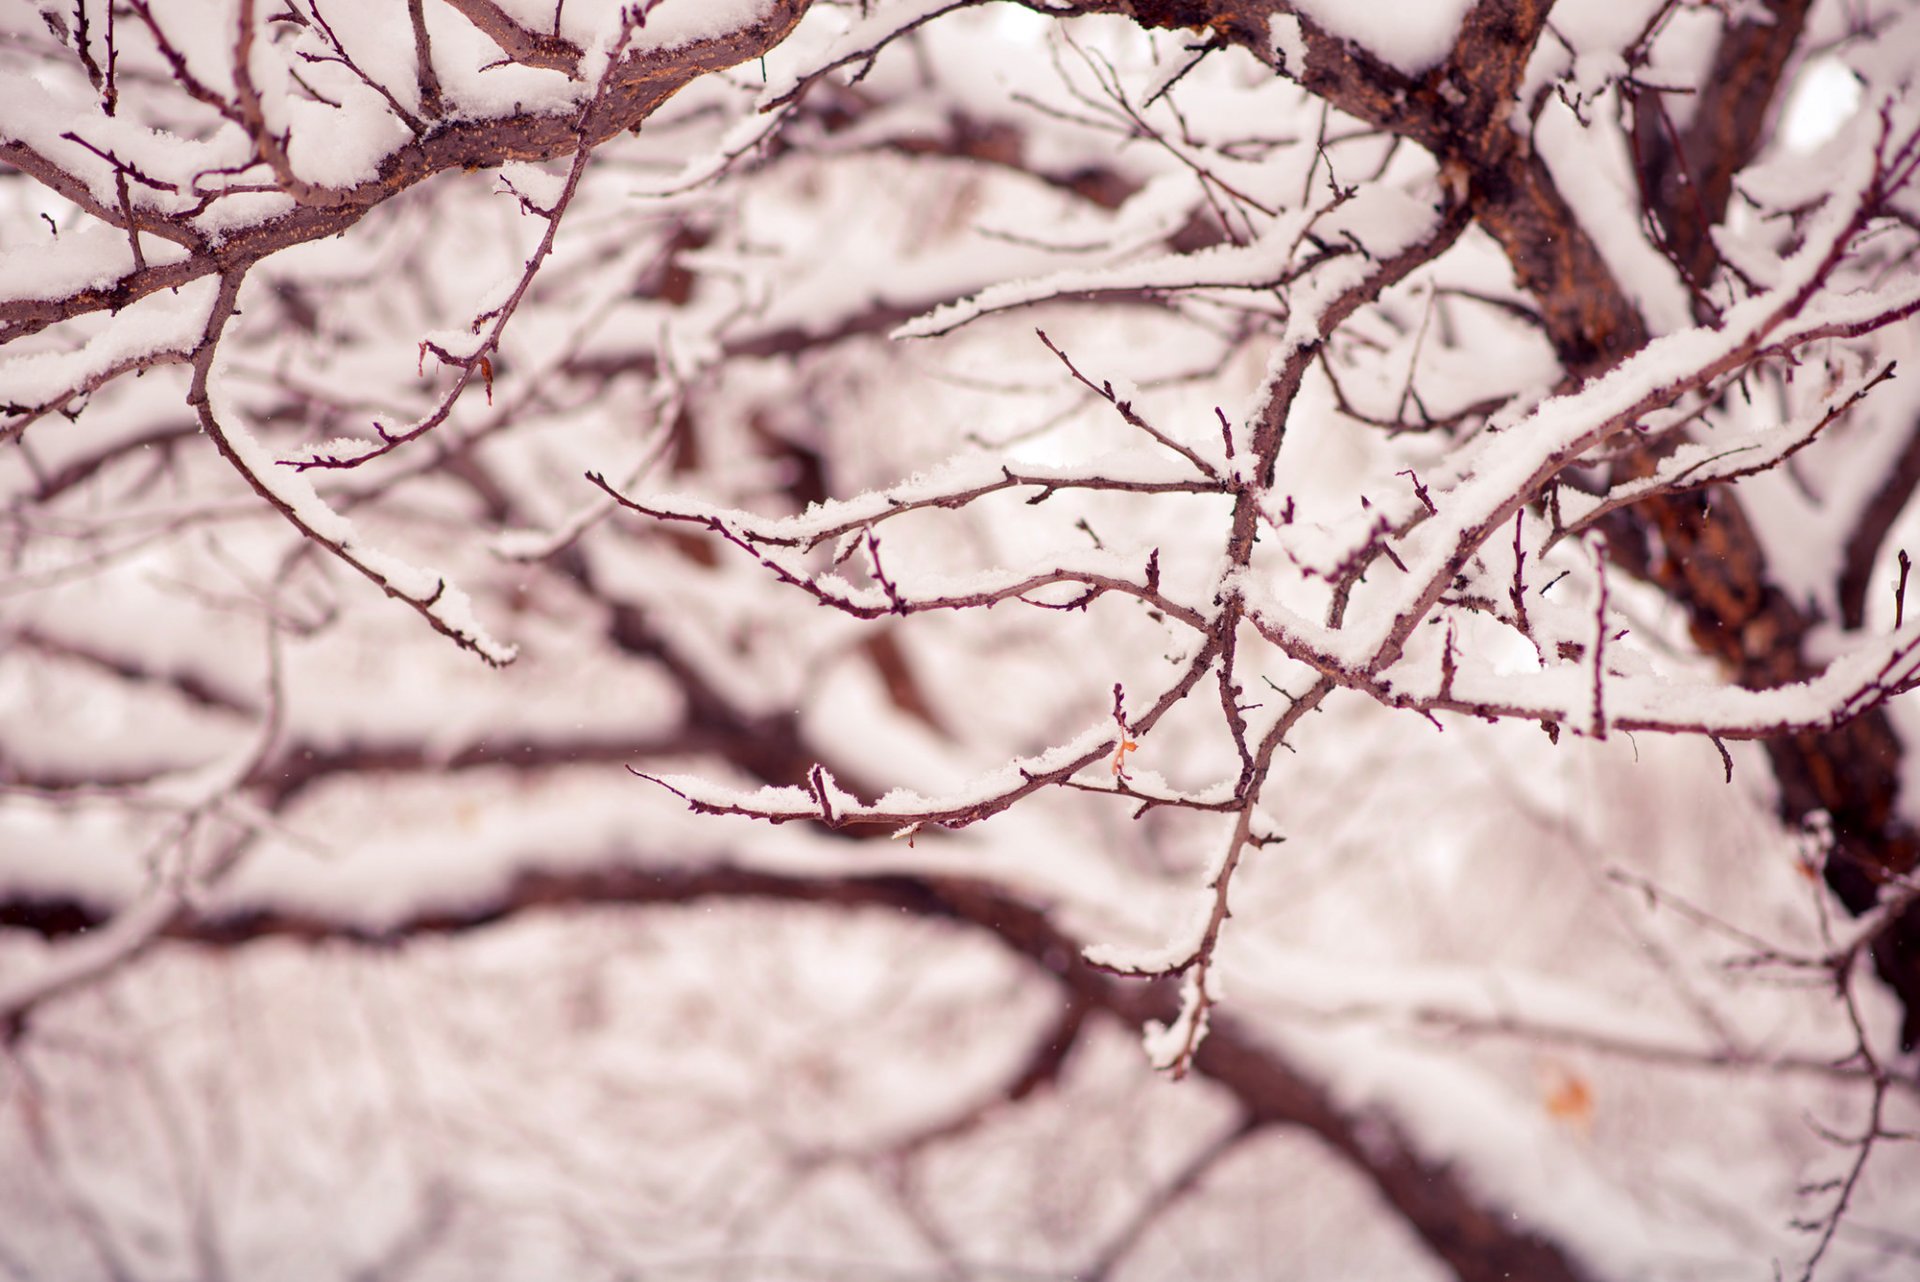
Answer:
[[1358, 495, 1408, 572], [1397, 468, 1436, 514], [1897, 550, 1911, 629], [808, 763, 836, 825], [864, 526, 905, 615], [113, 170, 144, 273], [1509, 508, 1531, 637], [1028, 587, 1101, 612]]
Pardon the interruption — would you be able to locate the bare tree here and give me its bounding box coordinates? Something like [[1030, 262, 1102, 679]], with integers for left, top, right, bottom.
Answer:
[[4, 1, 1920, 1279]]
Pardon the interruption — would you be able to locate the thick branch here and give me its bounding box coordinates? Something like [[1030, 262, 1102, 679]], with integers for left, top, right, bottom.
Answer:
[[1633, 0, 1814, 293], [436, 0, 584, 75], [0, 866, 1599, 1282]]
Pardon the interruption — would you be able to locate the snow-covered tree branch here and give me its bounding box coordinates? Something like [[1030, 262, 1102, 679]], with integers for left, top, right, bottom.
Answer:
[[5, 1, 1920, 1278]]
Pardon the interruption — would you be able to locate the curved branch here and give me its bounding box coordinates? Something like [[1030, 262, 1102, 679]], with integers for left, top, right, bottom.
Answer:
[[0, 864, 1601, 1282]]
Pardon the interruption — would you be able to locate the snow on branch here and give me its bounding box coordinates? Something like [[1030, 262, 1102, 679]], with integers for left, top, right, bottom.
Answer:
[[1555, 362, 1899, 541], [1, 276, 214, 440], [9, 5, 1920, 1272], [633, 721, 1118, 831], [1275, 132, 1920, 680], [589, 444, 1224, 551], [594, 482, 1213, 629], [191, 277, 517, 665]]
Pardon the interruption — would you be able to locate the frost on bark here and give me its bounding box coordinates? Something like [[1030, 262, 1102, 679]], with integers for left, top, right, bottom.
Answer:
[[4, 2, 1920, 1280]]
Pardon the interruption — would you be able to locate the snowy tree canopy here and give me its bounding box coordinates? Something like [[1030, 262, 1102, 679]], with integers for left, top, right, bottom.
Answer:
[[4, 0, 1920, 1278]]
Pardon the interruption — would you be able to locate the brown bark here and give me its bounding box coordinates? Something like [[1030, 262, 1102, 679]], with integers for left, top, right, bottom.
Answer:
[[1634, 0, 1815, 294]]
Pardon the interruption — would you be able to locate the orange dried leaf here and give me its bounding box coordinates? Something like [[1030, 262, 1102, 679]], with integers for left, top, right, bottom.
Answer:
[[1543, 1071, 1593, 1128]]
